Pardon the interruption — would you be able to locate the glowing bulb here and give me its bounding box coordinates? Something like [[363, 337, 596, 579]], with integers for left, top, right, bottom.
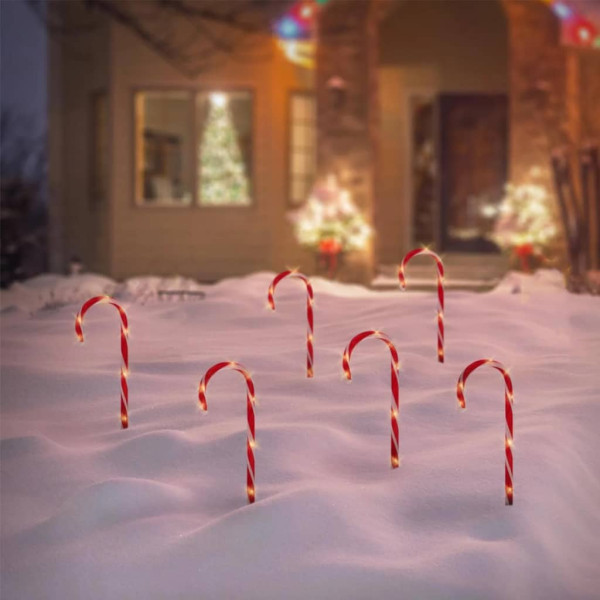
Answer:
[[300, 3, 313, 18], [211, 92, 227, 108]]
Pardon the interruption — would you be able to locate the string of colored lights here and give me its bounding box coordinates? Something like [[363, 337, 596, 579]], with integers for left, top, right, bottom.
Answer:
[[273, 0, 330, 68], [542, 0, 599, 48]]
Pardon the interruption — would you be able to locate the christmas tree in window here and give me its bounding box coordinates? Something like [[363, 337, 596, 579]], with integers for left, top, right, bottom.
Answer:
[[199, 93, 250, 206]]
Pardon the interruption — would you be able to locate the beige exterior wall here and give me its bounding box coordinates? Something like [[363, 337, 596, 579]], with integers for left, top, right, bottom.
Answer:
[[108, 23, 313, 281], [49, 3, 112, 274], [376, 0, 508, 265]]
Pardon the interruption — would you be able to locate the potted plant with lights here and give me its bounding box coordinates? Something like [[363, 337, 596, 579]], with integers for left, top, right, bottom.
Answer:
[[290, 175, 372, 279], [491, 169, 559, 273]]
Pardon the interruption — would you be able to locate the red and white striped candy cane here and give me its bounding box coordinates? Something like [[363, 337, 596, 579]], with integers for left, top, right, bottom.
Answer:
[[198, 361, 257, 504], [268, 270, 314, 378], [398, 248, 445, 363], [342, 330, 401, 469], [75, 296, 130, 429], [456, 359, 514, 505]]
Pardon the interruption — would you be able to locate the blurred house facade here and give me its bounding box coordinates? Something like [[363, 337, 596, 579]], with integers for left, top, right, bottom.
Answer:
[[48, 0, 600, 283]]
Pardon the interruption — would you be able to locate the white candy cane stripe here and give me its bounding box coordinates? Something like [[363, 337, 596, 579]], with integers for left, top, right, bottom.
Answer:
[[75, 295, 130, 429], [398, 248, 445, 362], [457, 358, 514, 505], [198, 361, 257, 504], [268, 270, 314, 377]]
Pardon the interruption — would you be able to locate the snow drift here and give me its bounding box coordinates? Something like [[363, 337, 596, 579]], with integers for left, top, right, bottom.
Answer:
[[1, 271, 599, 599]]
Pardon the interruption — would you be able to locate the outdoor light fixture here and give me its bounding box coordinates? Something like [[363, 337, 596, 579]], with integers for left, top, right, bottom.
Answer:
[[327, 76, 347, 110]]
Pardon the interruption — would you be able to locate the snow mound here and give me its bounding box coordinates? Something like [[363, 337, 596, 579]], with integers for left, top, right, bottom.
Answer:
[[1, 274, 207, 313], [1, 270, 599, 599]]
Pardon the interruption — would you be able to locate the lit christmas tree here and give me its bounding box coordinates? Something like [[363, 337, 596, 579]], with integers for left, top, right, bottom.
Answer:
[[199, 93, 250, 206], [290, 175, 372, 277], [491, 168, 559, 271]]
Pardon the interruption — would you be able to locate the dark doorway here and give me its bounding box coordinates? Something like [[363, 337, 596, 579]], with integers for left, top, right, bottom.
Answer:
[[439, 94, 508, 252]]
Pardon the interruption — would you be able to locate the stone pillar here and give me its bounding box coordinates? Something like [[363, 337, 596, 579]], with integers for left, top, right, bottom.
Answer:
[[316, 0, 380, 283], [504, 0, 568, 185]]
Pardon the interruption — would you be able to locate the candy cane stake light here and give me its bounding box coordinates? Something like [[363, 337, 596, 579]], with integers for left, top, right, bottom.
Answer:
[[456, 359, 514, 506], [398, 248, 445, 363], [198, 361, 257, 504], [75, 296, 130, 429], [268, 270, 314, 378], [342, 331, 401, 469]]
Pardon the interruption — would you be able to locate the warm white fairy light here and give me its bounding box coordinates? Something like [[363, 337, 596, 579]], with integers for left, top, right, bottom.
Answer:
[[492, 172, 558, 253], [290, 176, 372, 252]]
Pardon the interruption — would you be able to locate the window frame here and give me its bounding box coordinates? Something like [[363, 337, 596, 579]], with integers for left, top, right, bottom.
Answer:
[[132, 86, 257, 210], [287, 89, 317, 208]]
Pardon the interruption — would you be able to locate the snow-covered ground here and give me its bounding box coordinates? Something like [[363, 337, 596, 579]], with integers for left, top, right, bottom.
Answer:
[[1, 271, 599, 599]]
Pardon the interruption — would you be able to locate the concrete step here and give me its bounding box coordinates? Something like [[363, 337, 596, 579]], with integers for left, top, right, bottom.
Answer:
[[373, 252, 509, 291]]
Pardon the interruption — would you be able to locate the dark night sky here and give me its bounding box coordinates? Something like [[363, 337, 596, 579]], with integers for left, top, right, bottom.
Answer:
[[1, 0, 47, 136]]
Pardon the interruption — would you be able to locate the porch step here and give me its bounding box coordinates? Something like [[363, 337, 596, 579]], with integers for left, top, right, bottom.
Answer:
[[372, 253, 509, 291]]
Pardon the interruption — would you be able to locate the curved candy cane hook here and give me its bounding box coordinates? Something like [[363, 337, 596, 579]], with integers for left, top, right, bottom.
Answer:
[[398, 248, 445, 363], [268, 270, 314, 378], [198, 361, 257, 504], [457, 358, 514, 505], [342, 330, 401, 469], [75, 296, 130, 429]]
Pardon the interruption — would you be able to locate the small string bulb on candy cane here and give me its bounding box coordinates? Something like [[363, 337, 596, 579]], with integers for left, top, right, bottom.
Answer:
[[268, 270, 315, 378], [342, 330, 401, 469], [75, 296, 130, 429], [197, 361, 257, 504], [398, 248, 445, 363], [456, 358, 515, 506]]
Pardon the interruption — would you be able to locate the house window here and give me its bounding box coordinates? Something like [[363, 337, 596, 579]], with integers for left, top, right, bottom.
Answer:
[[134, 90, 253, 207], [135, 91, 193, 206], [90, 91, 108, 206], [196, 91, 253, 207], [289, 92, 316, 206]]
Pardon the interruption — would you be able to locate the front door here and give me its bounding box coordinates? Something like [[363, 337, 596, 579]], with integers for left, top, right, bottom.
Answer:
[[438, 94, 508, 253]]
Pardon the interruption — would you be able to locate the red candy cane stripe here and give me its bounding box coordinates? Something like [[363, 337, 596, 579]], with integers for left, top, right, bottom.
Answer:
[[268, 270, 314, 378], [198, 361, 257, 504], [342, 331, 401, 469], [457, 359, 514, 506], [398, 248, 445, 363], [75, 296, 130, 429]]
